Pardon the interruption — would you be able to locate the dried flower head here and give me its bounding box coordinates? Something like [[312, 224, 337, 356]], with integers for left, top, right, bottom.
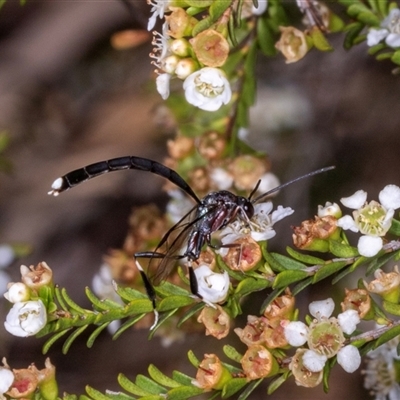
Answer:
[[241, 344, 279, 380], [197, 305, 230, 339], [222, 237, 262, 272], [275, 26, 309, 64], [341, 288, 372, 319], [193, 354, 232, 391], [20, 262, 53, 290]]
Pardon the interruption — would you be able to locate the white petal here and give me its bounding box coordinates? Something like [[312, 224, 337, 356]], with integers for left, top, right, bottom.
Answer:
[[0, 367, 14, 394], [382, 9, 400, 29], [309, 298, 334, 319], [379, 185, 400, 210], [340, 190, 367, 209], [4, 282, 30, 303], [366, 28, 388, 46], [302, 350, 327, 372], [337, 345, 361, 373], [283, 321, 308, 346], [357, 235, 383, 257], [257, 172, 280, 195], [156, 73, 171, 100], [337, 309, 360, 335], [317, 202, 341, 218], [337, 215, 359, 232], [194, 265, 230, 303], [270, 205, 294, 223], [386, 33, 400, 48]]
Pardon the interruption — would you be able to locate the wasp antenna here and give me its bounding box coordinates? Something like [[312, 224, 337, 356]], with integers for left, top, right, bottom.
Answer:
[[251, 165, 335, 204], [248, 179, 261, 201]]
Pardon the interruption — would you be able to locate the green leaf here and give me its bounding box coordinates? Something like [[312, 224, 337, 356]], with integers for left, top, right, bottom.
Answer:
[[192, 16, 213, 36], [158, 295, 194, 312], [234, 277, 270, 297], [262, 248, 286, 272], [331, 256, 368, 284], [389, 218, 400, 235], [383, 300, 400, 316], [309, 29, 333, 51], [256, 17, 277, 56], [103, 392, 136, 400], [85, 386, 111, 400], [328, 240, 359, 257], [292, 276, 313, 296], [61, 288, 89, 315], [155, 281, 190, 297], [135, 375, 167, 395], [237, 378, 264, 400], [209, 0, 231, 20], [285, 246, 324, 265], [343, 22, 365, 49], [177, 303, 205, 327], [312, 261, 348, 283], [112, 314, 146, 340], [171, 371, 193, 386], [270, 253, 307, 270], [167, 386, 204, 400], [87, 323, 110, 348], [223, 345, 243, 363], [374, 325, 400, 348], [222, 378, 248, 398], [184, 0, 213, 7], [187, 350, 200, 368], [42, 329, 71, 354], [267, 374, 288, 395], [148, 364, 180, 388], [366, 251, 398, 276], [347, 3, 374, 17], [124, 299, 154, 314], [391, 50, 400, 65], [273, 270, 309, 289], [114, 285, 148, 302], [62, 325, 88, 354], [118, 374, 152, 397], [84, 287, 110, 311], [356, 11, 381, 26]]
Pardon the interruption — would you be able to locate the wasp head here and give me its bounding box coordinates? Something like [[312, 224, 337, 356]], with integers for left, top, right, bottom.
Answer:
[[237, 196, 254, 220]]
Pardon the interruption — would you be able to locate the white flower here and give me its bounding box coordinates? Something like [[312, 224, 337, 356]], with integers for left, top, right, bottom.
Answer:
[[367, 8, 400, 48], [0, 366, 14, 397], [4, 282, 30, 303], [283, 320, 308, 346], [147, 0, 170, 31], [317, 202, 341, 218], [309, 298, 335, 319], [194, 265, 229, 304], [209, 168, 234, 191], [219, 201, 294, 245], [337, 185, 400, 257], [183, 67, 232, 111], [337, 345, 361, 373], [256, 172, 280, 195], [302, 349, 327, 372], [4, 300, 47, 337], [337, 309, 360, 335], [156, 73, 171, 99]]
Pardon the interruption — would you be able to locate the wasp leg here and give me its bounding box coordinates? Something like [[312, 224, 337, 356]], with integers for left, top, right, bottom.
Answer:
[[134, 259, 159, 330], [187, 261, 199, 297]]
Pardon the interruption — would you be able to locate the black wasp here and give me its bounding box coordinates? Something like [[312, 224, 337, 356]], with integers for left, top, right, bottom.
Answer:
[[49, 156, 334, 326]]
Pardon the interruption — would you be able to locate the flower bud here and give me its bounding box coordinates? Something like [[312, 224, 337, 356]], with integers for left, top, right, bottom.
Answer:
[[165, 7, 197, 39], [170, 38, 190, 57], [366, 267, 400, 304], [162, 54, 180, 74], [193, 354, 232, 391], [289, 348, 323, 388], [4, 282, 30, 303], [341, 288, 373, 320], [197, 305, 230, 339], [190, 29, 229, 67], [241, 345, 279, 380], [275, 26, 309, 64], [20, 262, 53, 290], [194, 265, 230, 304], [175, 58, 198, 79], [317, 202, 342, 218], [222, 237, 262, 272]]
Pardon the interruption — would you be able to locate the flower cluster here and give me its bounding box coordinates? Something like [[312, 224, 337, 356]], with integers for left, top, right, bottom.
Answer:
[[284, 298, 361, 387], [367, 8, 400, 48], [337, 184, 400, 257], [0, 358, 58, 400], [3, 262, 51, 337]]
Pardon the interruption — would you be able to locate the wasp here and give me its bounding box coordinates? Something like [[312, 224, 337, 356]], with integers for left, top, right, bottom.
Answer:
[[49, 156, 334, 326]]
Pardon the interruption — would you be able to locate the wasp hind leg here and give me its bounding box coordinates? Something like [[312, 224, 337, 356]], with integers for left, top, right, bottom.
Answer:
[[134, 259, 159, 330]]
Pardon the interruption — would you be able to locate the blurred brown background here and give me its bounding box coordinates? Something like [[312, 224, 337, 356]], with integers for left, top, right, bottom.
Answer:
[[1, 1, 400, 398]]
